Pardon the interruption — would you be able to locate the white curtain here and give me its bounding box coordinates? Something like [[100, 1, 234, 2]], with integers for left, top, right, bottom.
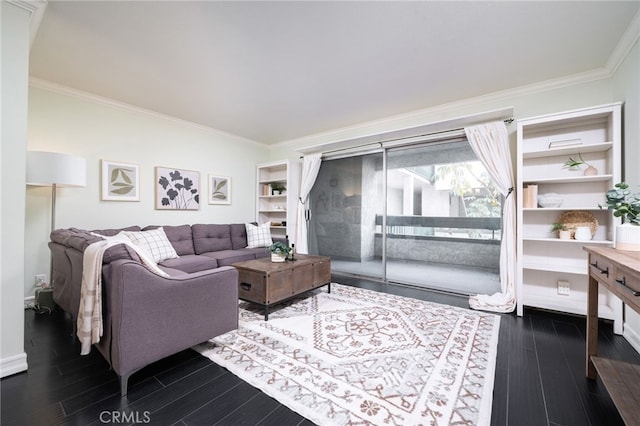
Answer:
[[295, 153, 322, 254], [464, 121, 516, 313]]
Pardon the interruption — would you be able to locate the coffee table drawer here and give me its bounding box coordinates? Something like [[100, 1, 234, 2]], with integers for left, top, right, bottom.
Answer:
[[238, 269, 293, 304], [266, 269, 293, 304], [238, 270, 267, 303], [313, 259, 331, 286], [293, 263, 314, 294]]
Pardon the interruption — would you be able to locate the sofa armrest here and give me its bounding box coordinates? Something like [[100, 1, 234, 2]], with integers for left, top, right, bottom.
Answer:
[[102, 260, 239, 376]]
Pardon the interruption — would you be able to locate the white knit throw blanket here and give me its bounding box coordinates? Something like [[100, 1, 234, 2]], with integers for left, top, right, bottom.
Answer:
[[77, 236, 169, 355]]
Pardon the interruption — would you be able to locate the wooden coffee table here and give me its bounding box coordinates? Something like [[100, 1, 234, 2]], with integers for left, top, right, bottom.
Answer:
[[232, 254, 331, 320]]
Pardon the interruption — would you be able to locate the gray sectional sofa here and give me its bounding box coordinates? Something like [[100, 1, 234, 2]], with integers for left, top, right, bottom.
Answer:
[[49, 223, 279, 397]]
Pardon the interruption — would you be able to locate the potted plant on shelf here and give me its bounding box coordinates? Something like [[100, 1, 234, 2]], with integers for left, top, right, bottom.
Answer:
[[270, 182, 286, 195], [551, 222, 571, 240], [563, 152, 598, 176], [268, 241, 292, 262], [600, 182, 640, 251]]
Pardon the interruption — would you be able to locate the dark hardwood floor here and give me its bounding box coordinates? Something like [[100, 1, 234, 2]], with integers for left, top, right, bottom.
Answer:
[[3, 277, 640, 426]]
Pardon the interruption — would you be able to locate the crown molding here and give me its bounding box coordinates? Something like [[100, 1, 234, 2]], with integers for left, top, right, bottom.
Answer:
[[606, 9, 640, 75], [29, 77, 267, 148], [7, 0, 47, 48], [296, 107, 514, 156], [6, 0, 44, 13]]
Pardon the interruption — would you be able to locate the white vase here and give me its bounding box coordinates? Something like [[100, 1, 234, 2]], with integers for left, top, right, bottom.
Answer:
[[574, 226, 592, 241], [271, 252, 286, 262], [614, 223, 640, 251], [559, 230, 571, 240]]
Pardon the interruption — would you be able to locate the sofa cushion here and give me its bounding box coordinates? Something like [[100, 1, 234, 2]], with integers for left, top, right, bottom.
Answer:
[[192, 224, 232, 254], [201, 250, 256, 267], [158, 254, 219, 274], [240, 247, 271, 259], [120, 227, 179, 263], [103, 244, 141, 264], [245, 223, 273, 248], [230, 223, 249, 249], [157, 266, 189, 277], [144, 224, 195, 256]]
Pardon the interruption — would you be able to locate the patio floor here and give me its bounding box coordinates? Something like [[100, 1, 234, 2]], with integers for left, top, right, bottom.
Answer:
[[330, 258, 501, 296]]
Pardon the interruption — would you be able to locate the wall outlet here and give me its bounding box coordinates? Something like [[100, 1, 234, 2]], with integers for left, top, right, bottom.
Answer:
[[557, 280, 570, 296], [35, 274, 46, 288]]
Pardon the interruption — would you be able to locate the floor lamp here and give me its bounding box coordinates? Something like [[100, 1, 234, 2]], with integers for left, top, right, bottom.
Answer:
[[26, 151, 86, 287]]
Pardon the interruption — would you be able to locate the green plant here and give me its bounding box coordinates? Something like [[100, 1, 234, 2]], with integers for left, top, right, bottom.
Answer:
[[551, 223, 567, 232], [600, 182, 640, 225], [563, 152, 590, 170], [268, 241, 292, 257], [270, 182, 286, 194]]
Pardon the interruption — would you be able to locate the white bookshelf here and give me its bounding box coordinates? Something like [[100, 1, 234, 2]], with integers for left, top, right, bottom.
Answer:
[[516, 103, 623, 333], [256, 160, 300, 242]]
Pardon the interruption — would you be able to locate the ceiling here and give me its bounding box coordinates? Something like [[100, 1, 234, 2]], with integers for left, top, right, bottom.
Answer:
[[29, 1, 640, 145]]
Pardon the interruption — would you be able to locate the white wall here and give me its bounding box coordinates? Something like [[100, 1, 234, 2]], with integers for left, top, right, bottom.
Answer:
[[25, 86, 270, 296], [611, 39, 640, 351], [1, 0, 30, 378], [612, 39, 640, 187]]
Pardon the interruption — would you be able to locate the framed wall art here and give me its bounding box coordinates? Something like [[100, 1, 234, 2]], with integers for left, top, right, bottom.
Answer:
[[208, 175, 231, 205], [101, 160, 140, 201], [155, 166, 200, 210]]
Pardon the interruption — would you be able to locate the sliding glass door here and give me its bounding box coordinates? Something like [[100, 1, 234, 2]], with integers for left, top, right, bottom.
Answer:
[[307, 152, 384, 279], [384, 141, 501, 294], [308, 139, 502, 295]]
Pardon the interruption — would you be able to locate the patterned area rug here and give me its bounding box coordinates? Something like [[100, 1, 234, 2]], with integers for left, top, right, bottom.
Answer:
[[195, 284, 500, 425]]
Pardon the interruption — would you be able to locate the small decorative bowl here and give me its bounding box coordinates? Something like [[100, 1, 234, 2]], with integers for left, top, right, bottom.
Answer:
[[538, 193, 563, 208]]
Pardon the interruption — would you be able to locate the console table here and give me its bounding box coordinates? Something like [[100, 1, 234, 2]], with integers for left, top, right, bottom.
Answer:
[[584, 246, 640, 426]]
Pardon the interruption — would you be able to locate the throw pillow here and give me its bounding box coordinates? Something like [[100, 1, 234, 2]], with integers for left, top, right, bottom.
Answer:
[[91, 232, 169, 277], [245, 223, 273, 248], [120, 227, 179, 263]]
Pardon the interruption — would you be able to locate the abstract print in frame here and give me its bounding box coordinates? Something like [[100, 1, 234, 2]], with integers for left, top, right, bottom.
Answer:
[[155, 166, 200, 210], [208, 175, 231, 205], [101, 160, 140, 201]]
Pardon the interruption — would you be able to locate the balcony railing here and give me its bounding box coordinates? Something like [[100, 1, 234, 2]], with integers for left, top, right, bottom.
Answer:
[[375, 215, 501, 242]]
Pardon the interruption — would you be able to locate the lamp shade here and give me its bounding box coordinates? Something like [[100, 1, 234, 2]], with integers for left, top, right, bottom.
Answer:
[[26, 151, 86, 187]]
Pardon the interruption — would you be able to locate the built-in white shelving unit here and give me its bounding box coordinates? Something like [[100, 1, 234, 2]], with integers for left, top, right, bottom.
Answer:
[[516, 103, 623, 333], [256, 160, 300, 243]]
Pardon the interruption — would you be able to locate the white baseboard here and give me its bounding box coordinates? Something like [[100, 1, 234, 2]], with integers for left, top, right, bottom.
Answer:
[[623, 321, 640, 355], [0, 352, 28, 378], [24, 295, 36, 310], [622, 323, 640, 353]]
